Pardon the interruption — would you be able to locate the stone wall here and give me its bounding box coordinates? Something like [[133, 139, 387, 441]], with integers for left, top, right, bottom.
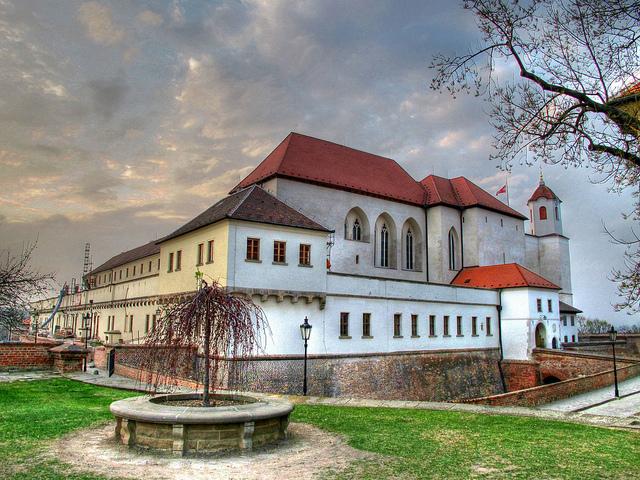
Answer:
[[0, 343, 53, 370], [577, 334, 640, 358], [111, 345, 504, 401]]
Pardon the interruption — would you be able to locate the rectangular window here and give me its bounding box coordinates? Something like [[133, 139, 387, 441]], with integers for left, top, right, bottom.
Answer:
[[126, 267, 129, 278], [152, 314, 157, 331], [197, 243, 204, 266], [570, 316, 575, 326], [429, 315, 436, 337], [299, 244, 311, 266], [157, 258, 160, 270], [572, 335, 576, 342], [536, 298, 542, 312], [145, 314, 150, 334], [148, 260, 152, 272], [140, 263, 143, 274], [472, 316, 478, 336], [247, 238, 260, 261], [119, 270, 122, 280], [130, 315, 134, 333], [168, 252, 174, 272], [547, 299, 553, 312], [393, 313, 402, 337], [273, 241, 286, 263], [133, 266, 136, 276], [562, 315, 567, 326], [175, 250, 182, 271], [362, 313, 371, 337], [411, 314, 419, 337], [456, 316, 463, 336], [564, 335, 568, 343], [207, 240, 214, 263], [340, 312, 349, 337], [486, 317, 492, 336], [443, 316, 450, 336]]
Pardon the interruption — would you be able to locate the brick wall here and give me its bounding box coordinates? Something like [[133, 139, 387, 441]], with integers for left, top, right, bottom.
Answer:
[[500, 359, 541, 391], [0, 343, 53, 370], [112, 346, 504, 401], [532, 349, 635, 381], [577, 334, 640, 358], [461, 362, 640, 407]]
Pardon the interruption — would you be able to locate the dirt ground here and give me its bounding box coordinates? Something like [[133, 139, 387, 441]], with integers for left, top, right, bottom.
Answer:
[[50, 422, 375, 480]]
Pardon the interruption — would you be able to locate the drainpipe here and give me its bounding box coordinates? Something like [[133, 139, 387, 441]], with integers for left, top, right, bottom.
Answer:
[[496, 289, 507, 393], [424, 208, 429, 282], [458, 210, 465, 269]]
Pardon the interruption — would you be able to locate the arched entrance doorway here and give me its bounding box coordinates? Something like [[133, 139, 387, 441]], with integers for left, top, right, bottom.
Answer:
[[551, 337, 558, 349], [535, 323, 546, 348]]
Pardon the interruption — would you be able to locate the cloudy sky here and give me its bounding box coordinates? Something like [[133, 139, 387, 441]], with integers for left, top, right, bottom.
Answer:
[[0, 0, 637, 324]]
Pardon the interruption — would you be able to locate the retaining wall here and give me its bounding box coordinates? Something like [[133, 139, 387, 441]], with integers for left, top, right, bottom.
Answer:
[[0, 343, 53, 370]]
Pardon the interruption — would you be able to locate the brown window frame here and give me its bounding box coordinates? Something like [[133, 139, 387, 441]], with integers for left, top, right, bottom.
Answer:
[[547, 299, 553, 312], [197, 243, 204, 266], [486, 317, 492, 336], [429, 315, 436, 337], [472, 316, 478, 336], [443, 316, 450, 336], [536, 298, 542, 312], [339, 312, 349, 337], [273, 241, 286, 264], [456, 316, 463, 336], [207, 240, 214, 263], [411, 314, 419, 337], [246, 238, 260, 261], [299, 244, 311, 266], [393, 313, 402, 337], [175, 250, 182, 271], [362, 313, 371, 337], [168, 252, 174, 272]]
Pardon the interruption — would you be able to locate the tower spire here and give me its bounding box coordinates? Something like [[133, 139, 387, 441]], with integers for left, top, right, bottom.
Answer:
[[539, 165, 545, 185]]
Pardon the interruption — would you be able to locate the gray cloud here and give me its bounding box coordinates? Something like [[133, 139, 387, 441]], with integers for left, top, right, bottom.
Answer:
[[0, 0, 637, 323]]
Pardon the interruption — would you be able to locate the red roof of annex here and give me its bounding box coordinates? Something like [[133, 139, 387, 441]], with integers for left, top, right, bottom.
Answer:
[[233, 132, 527, 219], [451, 263, 560, 290]]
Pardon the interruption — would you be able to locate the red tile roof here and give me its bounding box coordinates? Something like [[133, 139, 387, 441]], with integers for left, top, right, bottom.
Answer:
[[617, 81, 640, 98], [451, 263, 560, 290], [528, 181, 560, 203], [420, 175, 527, 220], [159, 185, 331, 243], [231, 132, 428, 205]]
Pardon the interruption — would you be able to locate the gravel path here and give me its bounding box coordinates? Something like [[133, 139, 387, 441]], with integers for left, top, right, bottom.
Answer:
[[50, 422, 374, 480]]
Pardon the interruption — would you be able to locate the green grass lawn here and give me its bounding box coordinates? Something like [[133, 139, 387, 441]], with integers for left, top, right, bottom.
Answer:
[[0, 378, 639, 479]]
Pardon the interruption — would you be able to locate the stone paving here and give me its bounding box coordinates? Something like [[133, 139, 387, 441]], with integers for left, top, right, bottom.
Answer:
[[0, 369, 60, 383], [539, 376, 640, 417]]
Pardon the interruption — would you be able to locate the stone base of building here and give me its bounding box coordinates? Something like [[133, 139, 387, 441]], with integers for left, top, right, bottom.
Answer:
[[500, 359, 541, 391], [113, 346, 504, 402]]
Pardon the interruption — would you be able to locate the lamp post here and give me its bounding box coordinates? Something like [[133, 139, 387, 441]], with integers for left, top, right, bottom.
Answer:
[[609, 326, 620, 398], [82, 300, 93, 372], [299, 317, 312, 396]]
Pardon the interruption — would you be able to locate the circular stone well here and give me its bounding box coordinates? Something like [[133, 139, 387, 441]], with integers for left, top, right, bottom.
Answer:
[[110, 393, 293, 456]]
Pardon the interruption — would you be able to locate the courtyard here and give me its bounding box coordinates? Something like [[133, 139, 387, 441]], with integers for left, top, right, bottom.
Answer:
[[1, 374, 639, 480]]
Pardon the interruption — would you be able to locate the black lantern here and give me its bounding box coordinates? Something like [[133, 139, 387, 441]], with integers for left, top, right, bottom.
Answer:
[[609, 326, 620, 398], [299, 317, 312, 396]]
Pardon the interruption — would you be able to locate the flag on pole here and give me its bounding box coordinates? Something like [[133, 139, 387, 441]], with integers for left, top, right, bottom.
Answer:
[[495, 184, 507, 196]]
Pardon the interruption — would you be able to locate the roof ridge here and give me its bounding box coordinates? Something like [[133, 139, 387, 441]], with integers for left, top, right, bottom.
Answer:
[[227, 184, 258, 218]]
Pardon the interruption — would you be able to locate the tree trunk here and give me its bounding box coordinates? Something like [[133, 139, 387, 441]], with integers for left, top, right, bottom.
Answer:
[[202, 315, 211, 407]]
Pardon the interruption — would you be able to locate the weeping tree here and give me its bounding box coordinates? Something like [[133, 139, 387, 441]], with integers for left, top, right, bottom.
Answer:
[[139, 280, 268, 406]]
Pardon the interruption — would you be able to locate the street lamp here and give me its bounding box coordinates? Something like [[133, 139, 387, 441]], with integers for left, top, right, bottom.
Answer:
[[609, 326, 620, 398], [299, 317, 312, 396]]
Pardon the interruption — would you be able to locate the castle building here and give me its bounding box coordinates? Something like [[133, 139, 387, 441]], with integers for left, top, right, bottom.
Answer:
[[31, 133, 582, 399]]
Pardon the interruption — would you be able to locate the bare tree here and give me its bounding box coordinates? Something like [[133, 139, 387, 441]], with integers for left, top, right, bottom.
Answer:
[[431, 0, 640, 311], [0, 242, 53, 331], [577, 315, 611, 334], [138, 280, 268, 407]]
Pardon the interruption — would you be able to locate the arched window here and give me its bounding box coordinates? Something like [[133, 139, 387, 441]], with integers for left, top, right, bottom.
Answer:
[[539, 206, 548, 220], [405, 229, 414, 270], [448, 228, 457, 270], [554, 206, 559, 220], [352, 219, 361, 241], [380, 224, 389, 267]]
